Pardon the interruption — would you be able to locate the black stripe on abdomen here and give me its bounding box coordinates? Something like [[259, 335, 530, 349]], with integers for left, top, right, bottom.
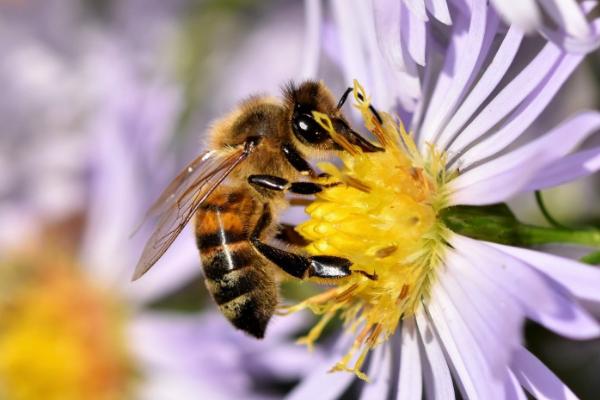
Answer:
[[197, 230, 247, 251], [202, 249, 253, 281], [211, 272, 256, 305]]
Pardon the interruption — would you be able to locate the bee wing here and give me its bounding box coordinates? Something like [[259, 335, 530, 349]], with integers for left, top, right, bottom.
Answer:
[[132, 146, 250, 281]]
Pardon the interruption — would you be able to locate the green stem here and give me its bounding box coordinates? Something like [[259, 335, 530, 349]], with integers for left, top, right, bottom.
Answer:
[[580, 251, 600, 265], [517, 225, 600, 247], [534, 191, 567, 229], [441, 204, 600, 248]]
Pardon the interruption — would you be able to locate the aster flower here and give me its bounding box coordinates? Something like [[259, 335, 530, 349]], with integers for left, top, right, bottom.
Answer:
[[286, 3, 600, 399]]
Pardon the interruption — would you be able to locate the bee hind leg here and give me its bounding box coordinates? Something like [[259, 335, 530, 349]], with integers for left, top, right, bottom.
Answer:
[[251, 204, 373, 280], [276, 223, 310, 247]]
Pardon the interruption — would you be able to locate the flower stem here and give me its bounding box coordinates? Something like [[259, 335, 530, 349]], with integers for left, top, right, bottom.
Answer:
[[441, 204, 600, 248]]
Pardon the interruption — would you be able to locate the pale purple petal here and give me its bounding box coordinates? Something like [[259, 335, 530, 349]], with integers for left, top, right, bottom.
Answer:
[[452, 235, 600, 339], [373, 0, 421, 108], [450, 111, 600, 205], [538, 0, 591, 39], [489, 244, 600, 304], [300, 0, 322, 79], [426, 287, 503, 399], [424, 0, 452, 25], [524, 147, 600, 191], [443, 251, 522, 368], [126, 226, 200, 305], [359, 345, 392, 400], [402, 2, 426, 66], [435, 25, 524, 151], [415, 309, 454, 400], [445, 249, 525, 339], [404, 0, 428, 21], [456, 53, 583, 168], [286, 336, 354, 400], [511, 347, 579, 400], [418, 1, 494, 149], [505, 369, 528, 400], [447, 42, 563, 156], [397, 318, 422, 400], [331, 0, 371, 91], [489, 0, 541, 32], [131, 312, 316, 400], [540, 18, 600, 53]]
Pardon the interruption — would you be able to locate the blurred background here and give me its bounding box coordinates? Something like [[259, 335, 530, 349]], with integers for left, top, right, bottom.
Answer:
[[0, 0, 599, 399]]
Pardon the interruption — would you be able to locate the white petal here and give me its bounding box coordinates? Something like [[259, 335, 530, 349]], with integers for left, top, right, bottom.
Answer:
[[397, 318, 423, 400], [360, 345, 393, 400], [300, 0, 322, 79], [450, 111, 600, 205], [435, 25, 524, 151], [452, 235, 600, 339], [415, 309, 454, 400], [525, 147, 600, 190], [538, 0, 591, 39], [489, 244, 600, 304], [447, 42, 562, 157], [511, 347, 579, 400], [490, 0, 541, 33]]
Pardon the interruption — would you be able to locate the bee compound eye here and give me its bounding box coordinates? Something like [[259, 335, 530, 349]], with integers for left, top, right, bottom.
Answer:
[[292, 113, 328, 144]]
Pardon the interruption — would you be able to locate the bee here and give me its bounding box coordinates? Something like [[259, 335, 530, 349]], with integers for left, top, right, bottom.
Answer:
[[133, 81, 380, 338]]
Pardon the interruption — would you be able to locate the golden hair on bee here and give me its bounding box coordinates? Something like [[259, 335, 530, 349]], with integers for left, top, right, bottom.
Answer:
[[133, 80, 380, 338]]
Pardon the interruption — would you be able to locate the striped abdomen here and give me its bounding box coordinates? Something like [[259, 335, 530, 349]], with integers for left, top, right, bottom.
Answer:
[[195, 187, 277, 338]]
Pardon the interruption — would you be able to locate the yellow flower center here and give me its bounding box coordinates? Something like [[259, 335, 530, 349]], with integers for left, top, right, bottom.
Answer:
[[0, 252, 134, 400], [287, 82, 456, 380]]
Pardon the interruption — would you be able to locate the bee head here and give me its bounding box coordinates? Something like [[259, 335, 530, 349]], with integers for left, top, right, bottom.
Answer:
[[284, 81, 380, 153]]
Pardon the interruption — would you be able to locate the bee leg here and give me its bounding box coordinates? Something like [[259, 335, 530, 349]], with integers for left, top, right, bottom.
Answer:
[[248, 175, 335, 195], [336, 87, 353, 110], [281, 143, 317, 177], [337, 86, 383, 124], [276, 223, 310, 247], [250, 204, 352, 280]]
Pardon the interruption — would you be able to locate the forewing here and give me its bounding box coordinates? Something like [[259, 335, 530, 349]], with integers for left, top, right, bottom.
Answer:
[[132, 148, 247, 280]]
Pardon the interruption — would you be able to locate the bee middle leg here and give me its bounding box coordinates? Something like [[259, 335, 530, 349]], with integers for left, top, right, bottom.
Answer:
[[248, 175, 337, 195]]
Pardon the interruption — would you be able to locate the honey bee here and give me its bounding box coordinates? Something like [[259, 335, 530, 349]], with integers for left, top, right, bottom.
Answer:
[[133, 81, 380, 338]]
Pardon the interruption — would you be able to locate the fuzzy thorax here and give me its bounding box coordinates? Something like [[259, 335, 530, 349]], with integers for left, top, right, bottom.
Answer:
[[287, 82, 455, 380]]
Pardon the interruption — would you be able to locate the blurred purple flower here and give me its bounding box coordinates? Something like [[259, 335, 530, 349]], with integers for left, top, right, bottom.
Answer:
[[0, 1, 324, 398], [287, 1, 600, 399]]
